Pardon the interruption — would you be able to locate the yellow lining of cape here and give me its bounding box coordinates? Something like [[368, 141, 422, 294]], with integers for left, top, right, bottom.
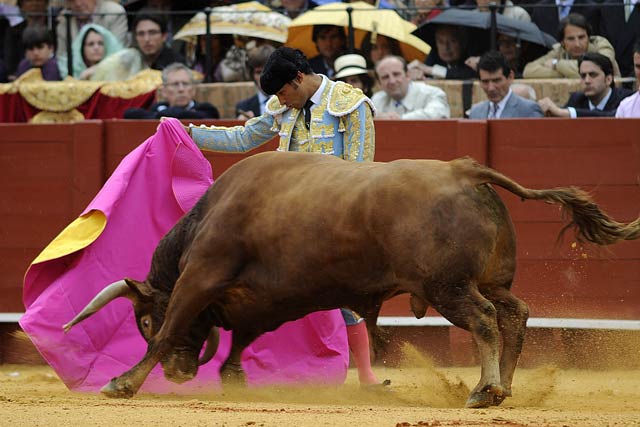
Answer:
[[31, 210, 107, 265]]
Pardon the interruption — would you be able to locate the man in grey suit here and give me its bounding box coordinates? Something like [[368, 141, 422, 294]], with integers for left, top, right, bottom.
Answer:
[[469, 51, 544, 119]]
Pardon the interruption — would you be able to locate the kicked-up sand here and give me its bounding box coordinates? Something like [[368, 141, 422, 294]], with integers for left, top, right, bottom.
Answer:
[[0, 343, 638, 427]]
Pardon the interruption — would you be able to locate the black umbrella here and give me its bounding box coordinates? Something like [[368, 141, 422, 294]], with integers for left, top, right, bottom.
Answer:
[[413, 9, 556, 51]]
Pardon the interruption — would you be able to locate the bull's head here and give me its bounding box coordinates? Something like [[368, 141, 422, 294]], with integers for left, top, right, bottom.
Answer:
[[63, 279, 219, 384]]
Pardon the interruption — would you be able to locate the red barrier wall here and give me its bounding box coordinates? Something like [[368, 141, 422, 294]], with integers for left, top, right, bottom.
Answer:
[[489, 118, 640, 319], [1, 119, 638, 324], [0, 121, 104, 311]]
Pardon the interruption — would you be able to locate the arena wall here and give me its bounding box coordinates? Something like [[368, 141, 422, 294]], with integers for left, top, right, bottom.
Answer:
[[1, 118, 639, 367]]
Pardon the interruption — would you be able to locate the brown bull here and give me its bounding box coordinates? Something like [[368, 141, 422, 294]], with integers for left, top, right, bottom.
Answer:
[[63, 152, 639, 408]]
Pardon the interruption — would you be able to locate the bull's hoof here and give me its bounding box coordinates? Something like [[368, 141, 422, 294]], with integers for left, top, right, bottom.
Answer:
[[100, 379, 135, 399], [465, 383, 505, 408], [164, 370, 196, 384], [361, 379, 392, 391], [220, 366, 247, 387]]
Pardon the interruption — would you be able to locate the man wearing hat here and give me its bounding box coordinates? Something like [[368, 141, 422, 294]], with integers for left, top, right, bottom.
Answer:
[[187, 46, 374, 162], [186, 46, 385, 388]]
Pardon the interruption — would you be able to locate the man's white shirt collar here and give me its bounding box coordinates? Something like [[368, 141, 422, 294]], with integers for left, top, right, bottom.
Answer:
[[589, 88, 613, 111], [308, 75, 328, 108]]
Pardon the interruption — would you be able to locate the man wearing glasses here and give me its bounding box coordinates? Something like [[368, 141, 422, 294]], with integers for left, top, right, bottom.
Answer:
[[132, 9, 186, 70], [124, 62, 219, 119]]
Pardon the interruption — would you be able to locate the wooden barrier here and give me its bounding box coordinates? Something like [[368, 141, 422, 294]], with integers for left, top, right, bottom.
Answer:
[[0, 121, 104, 312], [1, 118, 638, 366]]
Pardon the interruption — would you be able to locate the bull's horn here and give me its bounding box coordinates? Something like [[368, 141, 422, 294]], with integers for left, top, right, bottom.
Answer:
[[198, 327, 220, 365], [63, 280, 134, 333]]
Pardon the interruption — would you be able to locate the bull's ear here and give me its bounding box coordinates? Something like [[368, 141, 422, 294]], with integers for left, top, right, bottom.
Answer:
[[124, 278, 154, 301]]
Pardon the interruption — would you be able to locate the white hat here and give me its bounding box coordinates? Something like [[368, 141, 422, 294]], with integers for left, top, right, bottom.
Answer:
[[333, 54, 370, 79]]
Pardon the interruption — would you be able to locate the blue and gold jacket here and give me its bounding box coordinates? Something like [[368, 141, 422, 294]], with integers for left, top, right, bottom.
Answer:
[[189, 77, 375, 162]]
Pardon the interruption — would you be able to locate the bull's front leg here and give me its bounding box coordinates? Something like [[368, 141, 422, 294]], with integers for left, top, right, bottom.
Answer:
[[101, 337, 170, 398]]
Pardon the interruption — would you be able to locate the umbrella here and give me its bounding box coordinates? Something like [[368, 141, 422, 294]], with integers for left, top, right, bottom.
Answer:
[[413, 9, 556, 51], [286, 2, 431, 63], [174, 1, 291, 44]]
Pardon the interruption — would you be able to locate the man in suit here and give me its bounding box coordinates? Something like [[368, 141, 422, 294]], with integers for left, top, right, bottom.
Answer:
[[616, 40, 640, 117], [235, 44, 276, 120], [308, 25, 346, 78], [373, 55, 451, 119], [469, 51, 544, 119], [530, 0, 600, 38], [597, 0, 640, 78], [538, 52, 633, 117], [124, 62, 219, 120]]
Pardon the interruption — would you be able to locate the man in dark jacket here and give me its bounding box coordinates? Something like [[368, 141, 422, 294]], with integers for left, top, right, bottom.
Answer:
[[124, 62, 219, 120], [537, 52, 633, 117], [307, 25, 346, 77], [132, 9, 186, 71], [235, 44, 276, 120]]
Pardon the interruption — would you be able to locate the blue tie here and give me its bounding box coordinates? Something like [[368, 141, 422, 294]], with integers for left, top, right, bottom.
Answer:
[[559, 2, 571, 20]]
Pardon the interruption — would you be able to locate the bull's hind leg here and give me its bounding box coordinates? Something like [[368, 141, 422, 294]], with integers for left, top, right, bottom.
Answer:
[[219, 330, 257, 386], [482, 286, 529, 405], [430, 282, 504, 408]]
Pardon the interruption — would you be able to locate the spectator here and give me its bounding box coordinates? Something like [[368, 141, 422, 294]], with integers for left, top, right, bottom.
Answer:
[[58, 23, 123, 80], [16, 24, 61, 80], [473, 0, 531, 22], [615, 40, 640, 118], [333, 53, 375, 97], [538, 52, 633, 117], [89, 8, 187, 81], [372, 55, 450, 119], [124, 62, 219, 119], [530, 0, 600, 38], [523, 13, 620, 78], [308, 25, 346, 77], [191, 34, 235, 82], [3, 0, 49, 80], [131, 9, 186, 70], [511, 82, 537, 100], [360, 32, 404, 68], [183, 46, 384, 387], [235, 44, 277, 120], [277, 0, 318, 19], [55, 0, 129, 61], [468, 51, 543, 118], [597, 0, 640, 78], [411, 0, 447, 26], [407, 25, 477, 80]]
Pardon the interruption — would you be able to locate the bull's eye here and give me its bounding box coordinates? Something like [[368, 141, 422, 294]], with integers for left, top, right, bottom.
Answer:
[[140, 315, 152, 334]]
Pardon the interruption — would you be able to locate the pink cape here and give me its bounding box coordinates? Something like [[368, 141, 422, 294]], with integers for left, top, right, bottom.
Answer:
[[20, 118, 348, 393]]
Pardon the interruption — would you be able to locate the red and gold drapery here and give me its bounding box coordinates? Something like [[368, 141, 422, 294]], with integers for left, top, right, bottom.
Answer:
[[0, 69, 162, 123]]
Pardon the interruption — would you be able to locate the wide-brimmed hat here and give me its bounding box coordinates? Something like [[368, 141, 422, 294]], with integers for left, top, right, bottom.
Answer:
[[333, 54, 370, 79]]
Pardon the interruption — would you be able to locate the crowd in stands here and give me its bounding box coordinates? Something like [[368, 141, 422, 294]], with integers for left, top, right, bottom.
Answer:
[[0, 0, 638, 118]]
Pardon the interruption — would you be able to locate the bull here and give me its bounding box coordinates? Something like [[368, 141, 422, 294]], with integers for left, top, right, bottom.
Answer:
[[63, 152, 639, 408]]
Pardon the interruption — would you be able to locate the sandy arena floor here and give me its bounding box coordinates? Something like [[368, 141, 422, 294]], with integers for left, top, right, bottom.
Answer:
[[1, 345, 638, 427]]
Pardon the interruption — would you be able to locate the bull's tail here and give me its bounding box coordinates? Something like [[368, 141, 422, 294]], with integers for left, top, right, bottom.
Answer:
[[457, 157, 640, 246]]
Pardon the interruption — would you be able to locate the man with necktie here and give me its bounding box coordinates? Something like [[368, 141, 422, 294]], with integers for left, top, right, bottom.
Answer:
[[537, 52, 633, 117], [616, 40, 640, 117], [530, 0, 600, 37], [183, 47, 387, 387], [468, 51, 544, 119], [372, 55, 451, 120], [597, 0, 640, 77]]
